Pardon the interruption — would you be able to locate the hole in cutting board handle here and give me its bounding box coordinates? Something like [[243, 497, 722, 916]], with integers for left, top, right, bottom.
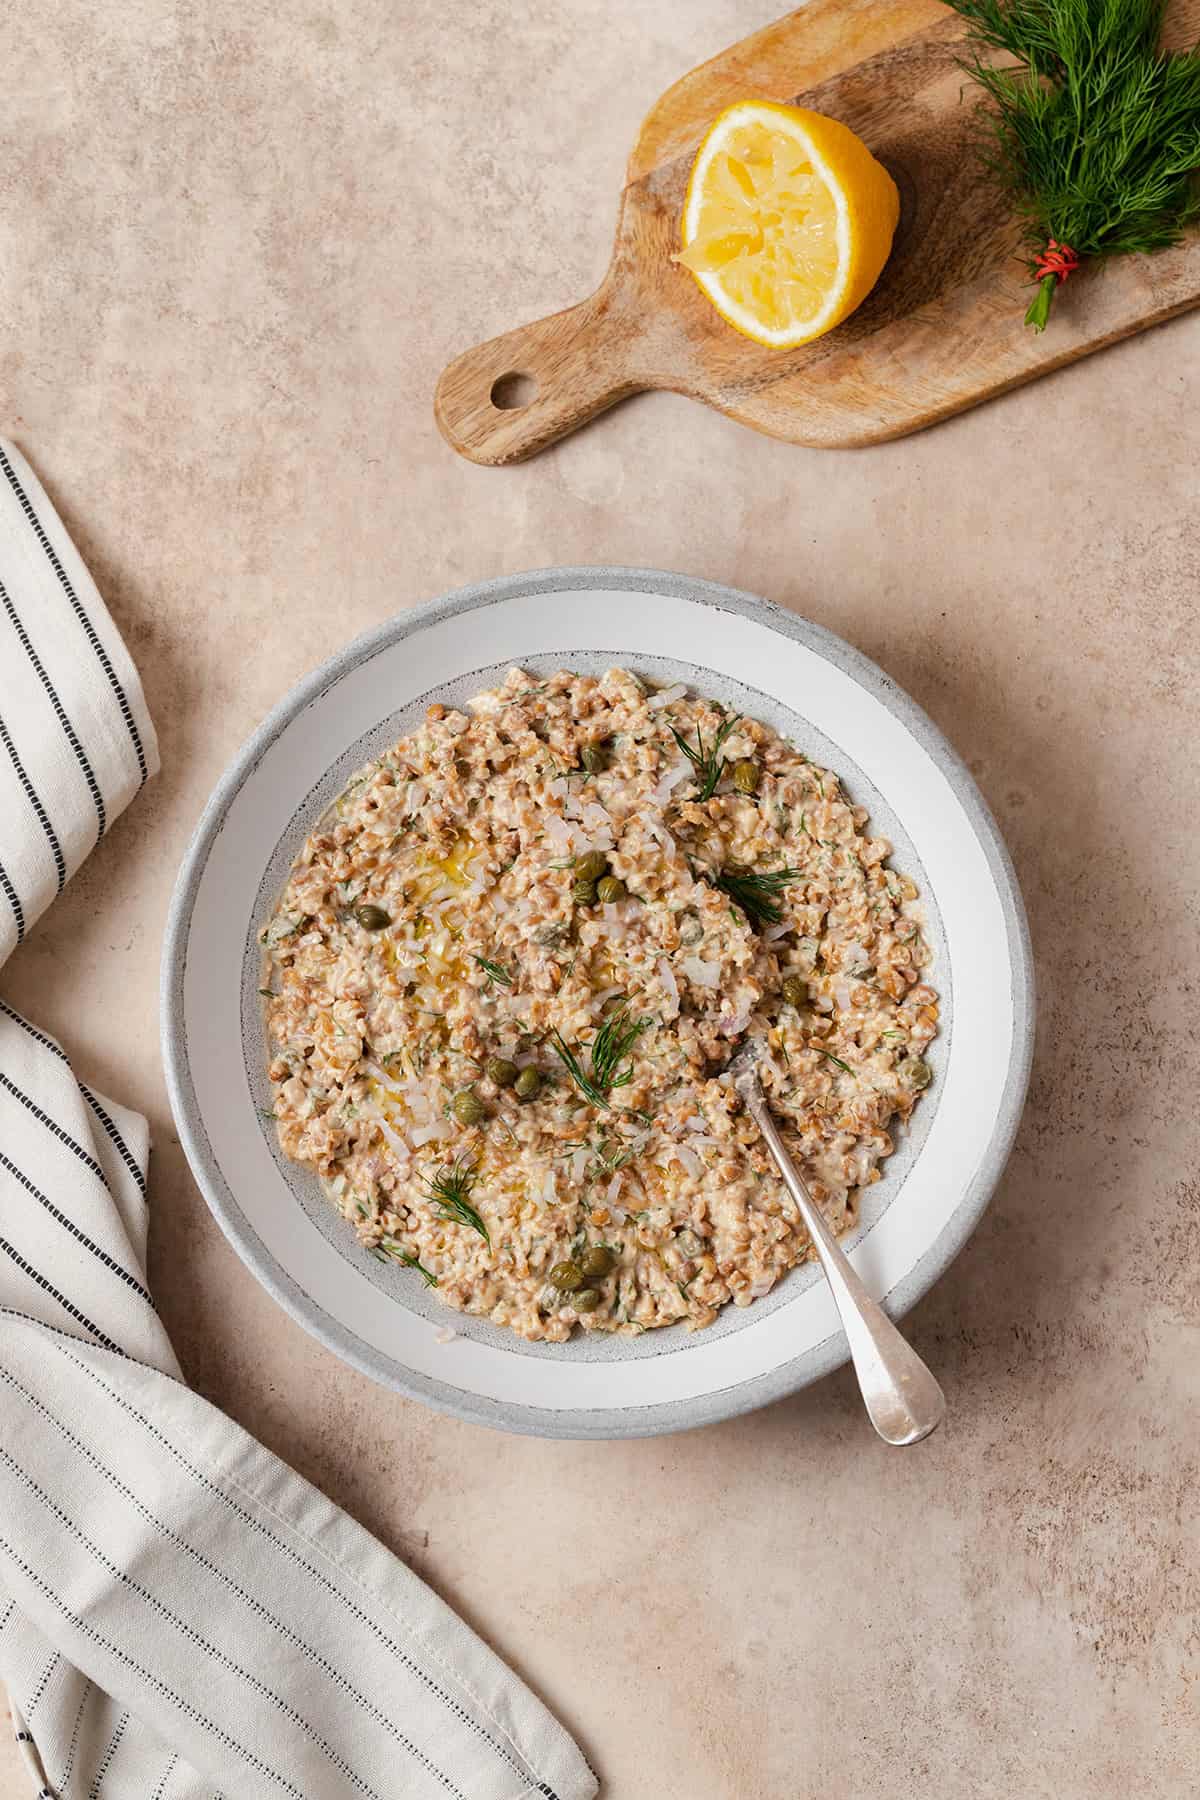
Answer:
[[490, 371, 539, 410]]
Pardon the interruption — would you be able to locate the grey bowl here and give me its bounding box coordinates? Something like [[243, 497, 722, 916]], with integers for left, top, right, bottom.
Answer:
[[162, 567, 1034, 1437]]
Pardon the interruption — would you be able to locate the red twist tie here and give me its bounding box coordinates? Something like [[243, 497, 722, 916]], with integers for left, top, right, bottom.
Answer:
[[1034, 240, 1080, 286]]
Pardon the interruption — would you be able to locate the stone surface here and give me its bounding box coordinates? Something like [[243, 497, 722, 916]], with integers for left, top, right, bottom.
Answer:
[[2, 2, 1198, 1795]]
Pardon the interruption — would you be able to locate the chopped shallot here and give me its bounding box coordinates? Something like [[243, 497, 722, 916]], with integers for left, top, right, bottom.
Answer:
[[643, 815, 675, 853], [650, 760, 692, 805], [681, 956, 720, 989], [720, 1001, 753, 1036], [375, 1118, 411, 1161]]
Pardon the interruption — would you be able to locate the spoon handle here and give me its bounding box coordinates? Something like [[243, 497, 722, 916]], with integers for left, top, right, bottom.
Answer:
[[744, 1080, 945, 1445]]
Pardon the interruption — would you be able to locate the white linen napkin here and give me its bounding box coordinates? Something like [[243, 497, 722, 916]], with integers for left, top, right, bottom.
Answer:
[[0, 440, 597, 1800]]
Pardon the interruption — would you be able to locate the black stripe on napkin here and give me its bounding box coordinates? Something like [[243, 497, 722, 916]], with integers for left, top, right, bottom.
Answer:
[[0, 444, 148, 786], [0, 712, 65, 893], [0, 1071, 111, 1191], [0, 998, 68, 1063], [0, 1149, 152, 1306], [149, 1751, 179, 1800], [78, 1083, 148, 1200], [58, 1686, 91, 1795], [0, 1238, 123, 1353], [25, 1650, 60, 1719], [0, 1004, 148, 1199], [0, 859, 23, 943], [0, 579, 105, 839], [86, 1708, 127, 1797]]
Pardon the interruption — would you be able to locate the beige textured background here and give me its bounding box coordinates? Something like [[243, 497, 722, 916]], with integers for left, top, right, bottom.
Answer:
[[3, 2, 1199, 1795]]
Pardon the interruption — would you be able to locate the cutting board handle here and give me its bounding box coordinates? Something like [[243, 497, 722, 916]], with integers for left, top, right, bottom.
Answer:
[[434, 279, 649, 466]]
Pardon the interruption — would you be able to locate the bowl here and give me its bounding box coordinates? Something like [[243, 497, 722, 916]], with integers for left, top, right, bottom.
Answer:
[[162, 567, 1032, 1437]]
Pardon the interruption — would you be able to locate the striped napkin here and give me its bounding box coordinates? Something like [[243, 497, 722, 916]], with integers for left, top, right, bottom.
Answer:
[[0, 440, 597, 1800]]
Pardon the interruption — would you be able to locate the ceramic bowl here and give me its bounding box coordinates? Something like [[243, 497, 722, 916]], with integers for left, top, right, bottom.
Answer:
[[162, 567, 1033, 1437]]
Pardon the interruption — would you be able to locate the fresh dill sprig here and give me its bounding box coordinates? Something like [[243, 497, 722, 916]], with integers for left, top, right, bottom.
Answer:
[[817, 1048, 854, 1075], [422, 1157, 491, 1246], [472, 953, 513, 988], [590, 1135, 642, 1175], [715, 863, 799, 928], [591, 1003, 651, 1090], [946, 0, 1200, 328], [552, 1000, 652, 1110], [379, 1236, 439, 1286], [550, 1036, 608, 1108], [669, 712, 741, 801]]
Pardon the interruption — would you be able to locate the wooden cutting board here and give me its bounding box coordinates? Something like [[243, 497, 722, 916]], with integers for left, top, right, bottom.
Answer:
[[434, 0, 1200, 465]]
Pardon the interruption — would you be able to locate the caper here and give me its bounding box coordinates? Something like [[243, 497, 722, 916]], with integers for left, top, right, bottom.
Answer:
[[355, 904, 392, 931], [781, 975, 806, 1007], [451, 1089, 486, 1127], [906, 1057, 933, 1090], [580, 742, 609, 774], [677, 912, 704, 947], [572, 1287, 602, 1313], [549, 1259, 583, 1292], [514, 1067, 542, 1102], [533, 923, 569, 947], [573, 878, 597, 907], [579, 1244, 616, 1280], [485, 1055, 518, 1088], [732, 759, 761, 795], [575, 850, 608, 884], [595, 875, 626, 904]]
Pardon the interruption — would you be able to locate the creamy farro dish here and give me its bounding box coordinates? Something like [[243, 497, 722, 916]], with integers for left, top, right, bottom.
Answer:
[[261, 667, 938, 1342]]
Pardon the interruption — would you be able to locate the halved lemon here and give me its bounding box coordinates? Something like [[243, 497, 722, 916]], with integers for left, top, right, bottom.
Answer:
[[677, 100, 900, 350]]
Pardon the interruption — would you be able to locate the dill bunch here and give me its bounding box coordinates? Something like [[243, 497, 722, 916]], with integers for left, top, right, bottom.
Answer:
[[947, 0, 1200, 327]]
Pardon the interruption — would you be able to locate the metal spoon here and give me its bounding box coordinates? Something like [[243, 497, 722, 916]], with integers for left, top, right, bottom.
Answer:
[[729, 1041, 945, 1446]]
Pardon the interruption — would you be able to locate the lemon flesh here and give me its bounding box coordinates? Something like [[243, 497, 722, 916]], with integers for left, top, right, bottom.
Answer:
[[678, 100, 900, 349]]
